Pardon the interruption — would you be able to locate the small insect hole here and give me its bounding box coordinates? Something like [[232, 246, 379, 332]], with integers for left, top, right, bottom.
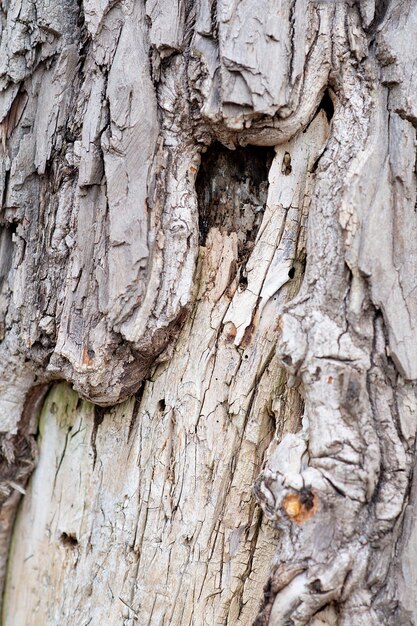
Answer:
[[60, 532, 78, 548], [288, 267, 295, 279], [158, 399, 166, 411], [309, 579, 322, 593]]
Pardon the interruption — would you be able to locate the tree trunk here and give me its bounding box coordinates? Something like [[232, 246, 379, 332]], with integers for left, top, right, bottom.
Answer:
[[1, 1, 417, 624]]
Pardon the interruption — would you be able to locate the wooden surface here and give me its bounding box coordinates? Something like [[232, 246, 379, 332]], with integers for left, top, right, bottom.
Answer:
[[1, 1, 417, 624]]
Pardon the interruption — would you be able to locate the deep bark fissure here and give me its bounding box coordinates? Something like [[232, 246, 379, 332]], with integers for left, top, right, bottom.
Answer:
[[196, 142, 274, 266]]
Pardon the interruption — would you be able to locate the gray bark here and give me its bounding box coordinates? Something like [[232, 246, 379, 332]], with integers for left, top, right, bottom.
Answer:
[[1, 1, 417, 624]]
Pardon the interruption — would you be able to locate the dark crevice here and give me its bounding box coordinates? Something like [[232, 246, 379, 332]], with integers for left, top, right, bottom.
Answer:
[[239, 274, 248, 290], [299, 488, 315, 511], [210, 0, 218, 40], [1, 166, 10, 209], [310, 155, 321, 173], [0, 222, 17, 291], [76, 0, 89, 65], [319, 89, 334, 122], [90, 406, 106, 468], [60, 532, 78, 548], [366, 0, 390, 35], [309, 579, 323, 593], [127, 381, 146, 439], [196, 142, 274, 271]]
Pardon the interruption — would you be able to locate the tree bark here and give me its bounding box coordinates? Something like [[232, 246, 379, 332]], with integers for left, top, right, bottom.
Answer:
[[1, 1, 417, 624]]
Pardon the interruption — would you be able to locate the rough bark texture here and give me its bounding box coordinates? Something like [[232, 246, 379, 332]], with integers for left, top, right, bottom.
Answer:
[[1, 0, 417, 625]]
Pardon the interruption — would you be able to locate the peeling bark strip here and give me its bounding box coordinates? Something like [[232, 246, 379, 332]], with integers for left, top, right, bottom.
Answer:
[[1, 0, 417, 624]]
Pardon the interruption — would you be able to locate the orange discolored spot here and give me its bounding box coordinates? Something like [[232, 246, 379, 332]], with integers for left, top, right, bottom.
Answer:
[[275, 315, 284, 332], [282, 490, 318, 524], [328, 376, 333, 384], [223, 321, 237, 343], [82, 346, 95, 366], [241, 321, 256, 348]]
